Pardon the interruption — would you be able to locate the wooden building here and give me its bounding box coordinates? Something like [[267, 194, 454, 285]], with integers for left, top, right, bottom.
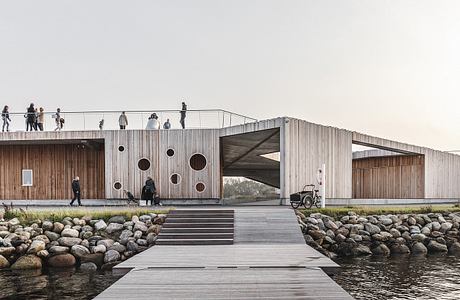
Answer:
[[0, 116, 459, 202]]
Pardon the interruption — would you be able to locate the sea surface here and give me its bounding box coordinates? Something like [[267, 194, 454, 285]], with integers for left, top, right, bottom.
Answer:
[[333, 254, 460, 300], [1, 255, 459, 299], [0, 267, 122, 300]]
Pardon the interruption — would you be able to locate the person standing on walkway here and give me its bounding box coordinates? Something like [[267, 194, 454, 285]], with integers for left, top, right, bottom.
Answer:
[[180, 101, 187, 129], [118, 111, 128, 129], [26, 103, 35, 131], [37, 107, 45, 131], [163, 118, 171, 129], [70, 176, 81, 206], [2, 105, 11, 132]]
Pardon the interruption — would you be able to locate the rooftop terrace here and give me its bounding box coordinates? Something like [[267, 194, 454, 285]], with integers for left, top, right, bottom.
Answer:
[[2, 109, 257, 131]]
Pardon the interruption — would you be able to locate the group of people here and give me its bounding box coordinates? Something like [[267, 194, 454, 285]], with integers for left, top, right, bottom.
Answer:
[[117, 102, 187, 130], [69, 176, 160, 206], [1, 104, 64, 132], [2, 101, 188, 132]]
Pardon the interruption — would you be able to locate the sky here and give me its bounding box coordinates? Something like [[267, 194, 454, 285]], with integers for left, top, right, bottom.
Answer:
[[0, 1, 459, 150]]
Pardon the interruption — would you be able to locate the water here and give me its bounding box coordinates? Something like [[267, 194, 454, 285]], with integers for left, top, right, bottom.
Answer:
[[333, 254, 460, 300], [0, 268, 122, 299], [1, 256, 459, 299]]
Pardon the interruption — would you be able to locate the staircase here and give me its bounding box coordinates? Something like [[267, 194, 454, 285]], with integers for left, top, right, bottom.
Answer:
[[156, 210, 234, 245]]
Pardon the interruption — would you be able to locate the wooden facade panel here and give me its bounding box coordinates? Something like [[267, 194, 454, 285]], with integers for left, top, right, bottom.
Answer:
[[352, 155, 424, 199], [105, 129, 221, 200], [284, 119, 353, 199], [0, 144, 105, 200]]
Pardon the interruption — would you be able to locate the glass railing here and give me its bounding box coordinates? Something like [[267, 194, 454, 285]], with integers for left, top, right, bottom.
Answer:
[[1, 109, 257, 132]]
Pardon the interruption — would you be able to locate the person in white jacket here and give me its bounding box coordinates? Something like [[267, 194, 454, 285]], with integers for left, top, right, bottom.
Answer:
[[146, 113, 160, 130], [118, 112, 128, 129]]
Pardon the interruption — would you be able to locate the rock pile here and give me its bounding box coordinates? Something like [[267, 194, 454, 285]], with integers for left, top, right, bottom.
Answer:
[[0, 213, 167, 270], [296, 211, 460, 258]]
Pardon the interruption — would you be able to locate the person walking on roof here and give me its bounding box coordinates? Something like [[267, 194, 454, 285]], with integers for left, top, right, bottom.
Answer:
[[180, 101, 187, 129], [2, 105, 11, 132], [26, 103, 35, 131], [53, 108, 62, 131], [70, 176, 82, 206], [119, 111, 128, 130], [163, 118, 171, 129], [37, 107, 45, 131]]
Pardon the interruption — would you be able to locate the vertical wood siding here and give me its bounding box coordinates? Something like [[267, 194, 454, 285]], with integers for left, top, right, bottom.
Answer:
[[283, 119, 353, 199], [0, 144, 105, 199], [352, 155, 424, 198]]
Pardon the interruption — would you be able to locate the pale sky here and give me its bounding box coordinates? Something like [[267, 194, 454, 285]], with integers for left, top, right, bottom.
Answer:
[[1, 1, 459, 150]]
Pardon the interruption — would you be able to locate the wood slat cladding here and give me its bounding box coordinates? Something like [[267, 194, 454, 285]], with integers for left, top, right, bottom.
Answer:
[[106, 129, 221, 200], [0, 143, 105, 200], [352, 155, 424, 199]]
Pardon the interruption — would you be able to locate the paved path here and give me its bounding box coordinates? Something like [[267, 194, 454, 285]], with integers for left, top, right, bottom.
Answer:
[[94, 207, 353, 299]]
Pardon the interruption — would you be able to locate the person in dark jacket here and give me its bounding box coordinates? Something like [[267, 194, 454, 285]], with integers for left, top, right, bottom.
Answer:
[[179, 101, 187, 129], [26, 103, 35, 131], [70, 176, 81, 206], [2, 105, 11, 132], [141, 176, 157, 206]]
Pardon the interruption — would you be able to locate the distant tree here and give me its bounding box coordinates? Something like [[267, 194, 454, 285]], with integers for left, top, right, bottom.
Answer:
[[223, 178, 277, 198]]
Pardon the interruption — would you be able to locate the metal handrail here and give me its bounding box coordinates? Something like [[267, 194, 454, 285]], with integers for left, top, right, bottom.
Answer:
[[2, 109, 257, 131]]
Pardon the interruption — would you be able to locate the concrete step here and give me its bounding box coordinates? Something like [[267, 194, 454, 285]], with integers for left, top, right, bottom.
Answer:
[[157, 233, 234, 239], [163, 223, 234, 228], [166, 218, 234, 223], [169, 210, 234, 214], [155, 239, 234, 245], [166, 213, 234, 218], [161, 228, 234, 233]]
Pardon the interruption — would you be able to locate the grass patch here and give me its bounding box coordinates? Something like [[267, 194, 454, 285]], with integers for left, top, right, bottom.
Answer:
[[298, 205, 460, 219], [1, 204, 171, 224]]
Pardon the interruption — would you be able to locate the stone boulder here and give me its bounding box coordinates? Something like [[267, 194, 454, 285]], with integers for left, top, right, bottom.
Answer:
[[427, 240, 448, 253], [94, 220, 107, 231], [108, 216, 126, 224], [97, 239, 115, 248], [11, 255, 42, 270], [0, 254, 10, 268], [45, 231, 60, 241], [106, 223, 124, 234], [364, 223, 380, 235], [61, 228, 79, 238], [48, 253, 76, 268], [411, 242, 428, 255], [104, 250, 120, 263], [0, 246, 15, 257], [53, 222, 65, 233], [27, 240, 46, 254], [80, 262, 98, 272], [448, 242, 460, 255], [371, 244, 390, 256], [71, 245, 90, 258], [390, 244, 410, 255], [93, 245, 107, 254], [134, 222, 148, 233], [49, 246, 70, 254], [81, 253, 104, 267], [58, 237, 82, 247]]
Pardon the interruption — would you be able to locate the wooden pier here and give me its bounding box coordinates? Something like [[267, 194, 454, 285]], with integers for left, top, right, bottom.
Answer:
[[94, 207, 353, 299]]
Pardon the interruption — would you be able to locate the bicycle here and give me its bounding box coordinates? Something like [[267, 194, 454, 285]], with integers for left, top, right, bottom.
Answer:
[[123, 189, 139, 206], [290, 184, 322, 209]]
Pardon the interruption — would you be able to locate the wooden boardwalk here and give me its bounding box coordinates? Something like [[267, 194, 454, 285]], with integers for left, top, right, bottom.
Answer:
[[95, 207, 353, 299]]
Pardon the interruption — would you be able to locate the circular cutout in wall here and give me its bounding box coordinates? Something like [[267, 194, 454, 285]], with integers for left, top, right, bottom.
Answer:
[[166, 148, 175, 157], [170, 173, 181, 184], [190, 153, 207, 171], [113, 182, 122, 190], [138, 158, 151, 171], [195, 182, 205, 192], [118, 145, 125, 152]]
